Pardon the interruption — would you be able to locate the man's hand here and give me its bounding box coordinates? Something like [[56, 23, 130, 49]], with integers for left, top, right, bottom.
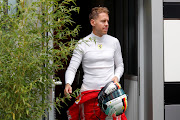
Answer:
[[64, 83, 72, 96], [112, 76, 118, 83]]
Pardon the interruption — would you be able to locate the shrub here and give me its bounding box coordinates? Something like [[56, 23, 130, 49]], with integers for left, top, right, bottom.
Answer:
[[0, 0, 80, 119]]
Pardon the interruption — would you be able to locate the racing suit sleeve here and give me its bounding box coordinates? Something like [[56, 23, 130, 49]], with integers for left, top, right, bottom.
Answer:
[[65, 41, 83, 85], [114, 39, 124, 82]]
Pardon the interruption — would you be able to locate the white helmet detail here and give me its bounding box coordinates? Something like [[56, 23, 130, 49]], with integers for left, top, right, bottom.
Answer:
[[98, 81, 128, 117]]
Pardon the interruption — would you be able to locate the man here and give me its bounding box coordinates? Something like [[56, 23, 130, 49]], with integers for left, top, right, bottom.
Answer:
[[64, 7, 126, 120]]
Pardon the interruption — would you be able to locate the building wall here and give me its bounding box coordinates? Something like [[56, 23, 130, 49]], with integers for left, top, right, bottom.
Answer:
[[151, 0, 164, 120], [164, 0, 180, 2], [143, 0, 153, 119], [139, 0, 164, 120]]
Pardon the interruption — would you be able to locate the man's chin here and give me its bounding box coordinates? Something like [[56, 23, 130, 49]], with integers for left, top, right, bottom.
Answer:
[[101, 31, 107, 34]]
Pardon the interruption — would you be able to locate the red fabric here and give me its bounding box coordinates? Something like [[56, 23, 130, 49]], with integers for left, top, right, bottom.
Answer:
[[67, 90, 127, 120]]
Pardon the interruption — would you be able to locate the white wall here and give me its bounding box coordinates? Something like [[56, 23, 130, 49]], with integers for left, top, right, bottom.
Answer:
[[164, 0, 180, 2], [164, 20, 180, 82]]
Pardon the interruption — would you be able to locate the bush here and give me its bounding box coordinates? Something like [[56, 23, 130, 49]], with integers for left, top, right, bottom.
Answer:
[[0, 0, 80, 119]]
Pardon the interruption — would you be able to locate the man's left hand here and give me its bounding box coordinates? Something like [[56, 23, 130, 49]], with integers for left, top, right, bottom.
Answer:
[[112, 76, 118, 83]]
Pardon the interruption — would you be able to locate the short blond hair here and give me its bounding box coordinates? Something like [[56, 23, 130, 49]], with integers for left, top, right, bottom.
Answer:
[[89, 7, 109, 21]]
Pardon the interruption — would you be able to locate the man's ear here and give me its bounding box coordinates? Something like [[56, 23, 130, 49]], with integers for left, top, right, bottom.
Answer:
[[90, 19, 95, 27]]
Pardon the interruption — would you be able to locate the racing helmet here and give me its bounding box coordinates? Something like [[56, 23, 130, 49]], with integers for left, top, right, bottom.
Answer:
[[98, 81, 128, 117]]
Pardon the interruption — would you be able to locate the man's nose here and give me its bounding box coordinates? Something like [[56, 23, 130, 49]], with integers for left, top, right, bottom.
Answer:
[[105, 21, 109, 26]]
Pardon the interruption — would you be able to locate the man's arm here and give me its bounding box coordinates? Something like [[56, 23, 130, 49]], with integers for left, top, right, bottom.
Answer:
[[64, 42, 83, 95], [114, 39, 124, 82]]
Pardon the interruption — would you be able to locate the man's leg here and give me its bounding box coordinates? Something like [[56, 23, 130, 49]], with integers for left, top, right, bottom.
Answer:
[[67, 103, 80, 120], [80, 97, 107, 120]]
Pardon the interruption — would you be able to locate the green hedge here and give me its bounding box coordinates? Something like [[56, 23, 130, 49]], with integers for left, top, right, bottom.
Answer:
[[0, 0, 80, 119]]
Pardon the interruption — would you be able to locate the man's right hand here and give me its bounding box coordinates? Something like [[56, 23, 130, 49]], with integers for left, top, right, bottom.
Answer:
[[64, 83, 72, 96]]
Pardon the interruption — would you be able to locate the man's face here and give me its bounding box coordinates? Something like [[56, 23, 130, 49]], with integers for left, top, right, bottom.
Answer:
[[91, 12, 109, 37]]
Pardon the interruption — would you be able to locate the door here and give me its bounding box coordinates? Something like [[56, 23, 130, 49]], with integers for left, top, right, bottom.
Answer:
[[55, 0, 139, 119]]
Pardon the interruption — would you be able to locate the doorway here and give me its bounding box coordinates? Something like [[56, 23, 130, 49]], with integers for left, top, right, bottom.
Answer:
[[55, 0, 138, 119]]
